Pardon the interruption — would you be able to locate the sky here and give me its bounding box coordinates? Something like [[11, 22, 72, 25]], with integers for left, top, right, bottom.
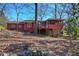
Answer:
[[4, 3, 35, 21], [0, 3, 68, 21]]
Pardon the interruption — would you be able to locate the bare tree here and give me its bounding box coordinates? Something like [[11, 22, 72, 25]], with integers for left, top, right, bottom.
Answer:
[[54, 3, 57, 18], [38, 4, 48, 21], [23, 3, 35, 20], [13, 3, 24, 31], [57, 4, 67, 19], [49, 3, 58, 19], [64, 4, 72, 19], [0, 3, 6, 16], [0, 4, 8, 27]]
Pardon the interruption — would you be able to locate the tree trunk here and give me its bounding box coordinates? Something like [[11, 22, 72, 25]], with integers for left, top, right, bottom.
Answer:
[[34, 3, 38, 34], [16, 14, 19, 31], [55, 3, 57, 19]]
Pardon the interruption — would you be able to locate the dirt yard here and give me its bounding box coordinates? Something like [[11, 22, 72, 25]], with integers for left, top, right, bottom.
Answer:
[[0, 30, 79, 56]]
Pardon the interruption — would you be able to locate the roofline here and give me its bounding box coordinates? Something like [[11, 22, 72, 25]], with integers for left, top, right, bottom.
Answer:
[[47, 18, 64, 21]]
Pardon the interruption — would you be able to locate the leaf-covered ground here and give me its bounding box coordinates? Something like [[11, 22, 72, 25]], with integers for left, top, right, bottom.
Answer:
[[0, 30, 79, 56]]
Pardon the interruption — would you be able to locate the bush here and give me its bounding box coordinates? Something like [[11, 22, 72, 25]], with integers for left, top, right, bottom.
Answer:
[[77, 27, 79, 37]]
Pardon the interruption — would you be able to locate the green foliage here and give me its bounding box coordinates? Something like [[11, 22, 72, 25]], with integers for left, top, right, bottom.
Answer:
[[0, 25, 5, 30], [65, 18, 78, 39], [0, 16, 8, 27], [64, 4, 79, 39], [77, 27, 79, 37]]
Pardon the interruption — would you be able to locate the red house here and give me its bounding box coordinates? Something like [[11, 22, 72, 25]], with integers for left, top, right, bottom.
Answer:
[[7, 22, 17, 30], [7, 19, 63, 36], [24, 22, 35, 33], [38, 19, 63, 35], [46, 19, 63, 36]]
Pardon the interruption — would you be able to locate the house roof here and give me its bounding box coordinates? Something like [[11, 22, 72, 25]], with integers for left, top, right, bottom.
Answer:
[[47, 18, 64, 21], [7, 18, 64, 24]]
